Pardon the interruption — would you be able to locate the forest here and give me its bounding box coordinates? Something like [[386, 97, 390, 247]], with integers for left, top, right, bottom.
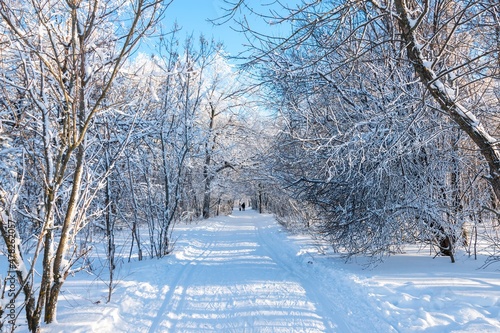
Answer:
[[1, 0, 500, 332]]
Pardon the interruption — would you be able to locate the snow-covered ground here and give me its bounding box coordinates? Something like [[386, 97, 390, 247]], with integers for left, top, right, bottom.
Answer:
[[12, 210, 500, 332]]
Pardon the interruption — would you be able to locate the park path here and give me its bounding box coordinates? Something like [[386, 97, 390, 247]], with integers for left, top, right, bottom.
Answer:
[[146, 209, 350, 332]]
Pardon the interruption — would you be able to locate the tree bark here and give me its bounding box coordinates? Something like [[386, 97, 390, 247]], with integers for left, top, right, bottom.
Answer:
[[0, 213, 37, 332], [393, 0, 500, 202], [105, 146, 115, 303], [202, 161, 212, 219], [44, 144, 85, 323], [202, 103, 216, 219]]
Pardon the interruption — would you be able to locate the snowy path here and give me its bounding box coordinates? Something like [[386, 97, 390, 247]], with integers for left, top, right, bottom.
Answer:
[[105, 209, 391, 333], [37, 209, 500, 333], [147, 210, 349, 332]]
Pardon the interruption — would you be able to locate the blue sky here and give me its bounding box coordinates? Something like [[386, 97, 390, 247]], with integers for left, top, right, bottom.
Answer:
[[157, 0, 295, 60], [157, 0, 248, 58]]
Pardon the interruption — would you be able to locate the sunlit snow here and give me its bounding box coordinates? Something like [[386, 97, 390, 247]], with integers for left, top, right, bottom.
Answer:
[[8, 210, 500, 333]]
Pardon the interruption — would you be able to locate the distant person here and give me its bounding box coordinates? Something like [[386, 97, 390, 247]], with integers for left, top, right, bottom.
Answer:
[[241, 202, 245, 211]]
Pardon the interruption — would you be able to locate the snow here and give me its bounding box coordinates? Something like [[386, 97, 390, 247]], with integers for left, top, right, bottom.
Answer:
[[423, 59, 498, 145], [8, 210, 500, 332], [422, 60, 432, 69], [408, 17, 418, 29]]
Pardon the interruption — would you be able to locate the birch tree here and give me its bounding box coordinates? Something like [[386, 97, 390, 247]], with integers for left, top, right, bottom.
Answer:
[[199, 50, 246, 218], [0, 0, 165, 330]]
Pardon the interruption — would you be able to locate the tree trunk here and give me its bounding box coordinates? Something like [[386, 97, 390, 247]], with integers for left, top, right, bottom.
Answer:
[[44, 144, 85, 323], [126, 155, 142, 262], [202, 166, 212, 219], [105, 150, 115, 303], [259, 189, 263, 214], [202, 104, 216, 219], [394, 0, 500, 203], [0, 213, 38, 332]]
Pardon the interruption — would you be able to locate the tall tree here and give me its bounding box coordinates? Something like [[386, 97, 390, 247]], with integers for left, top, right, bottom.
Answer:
[[224, 0, 500, 260], [0, 0, 165, 329], [199, 50, 246, 218]]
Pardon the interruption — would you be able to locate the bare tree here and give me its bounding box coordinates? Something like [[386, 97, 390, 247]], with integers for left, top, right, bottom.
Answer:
[[388, 0, 500, 200], [0, 0, 166, 329], [199, 50, 247, 218], [223, 0, 500, 261]]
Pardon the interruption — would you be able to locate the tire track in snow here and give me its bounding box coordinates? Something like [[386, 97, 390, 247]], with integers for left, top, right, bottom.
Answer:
[[148, 223, 223, 333], [254, 216, 397, 333], [254, 217, 351, 332], [150, 215, 334, 332], [148, 212, 394, 332]]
